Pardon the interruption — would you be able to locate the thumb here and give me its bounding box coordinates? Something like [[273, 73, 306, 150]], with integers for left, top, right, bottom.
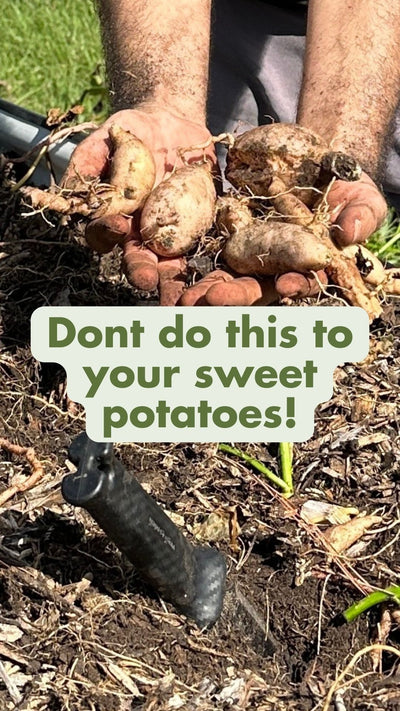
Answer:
[[62, 126, 110, 190], [328, 173, 387, 245]]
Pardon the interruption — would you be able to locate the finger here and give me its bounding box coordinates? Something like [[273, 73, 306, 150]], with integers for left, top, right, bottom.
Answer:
[[178, 270, 234, 306], [122, 240, 159, 291], [275, 271, 328, 298], [62, 126, 110, 189], [332, 202, 386, 245], [85, 214, 132, 253], [205, 276, 278, 306], [327, 173, 387, 245], [158, 258, 187, 305]]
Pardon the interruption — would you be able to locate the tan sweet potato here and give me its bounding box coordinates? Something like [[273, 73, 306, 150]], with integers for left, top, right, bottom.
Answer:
[[22, 188, 93, 216], [324, 514, 382, 554], [140, 163, 216, 257], [93, 124, 156, 217], [22, 124, 156, 219], [342, 244, 400, 295], [217, 197, 332, 275], [341, 244, 387, 285], [262, 175, 382, 321], [226, 123, 360, 206]]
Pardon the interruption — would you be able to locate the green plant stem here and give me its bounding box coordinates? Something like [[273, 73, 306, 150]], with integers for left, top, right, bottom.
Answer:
[[377, 228, 400, 256], [218, 443, 291, 495], [279, 442, 293, 495], [343, 585, 400, 623], [11, 145, 48, 192]]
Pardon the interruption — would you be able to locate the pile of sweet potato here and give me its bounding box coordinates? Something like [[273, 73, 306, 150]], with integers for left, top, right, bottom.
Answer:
[[22, 122, 400, 321]]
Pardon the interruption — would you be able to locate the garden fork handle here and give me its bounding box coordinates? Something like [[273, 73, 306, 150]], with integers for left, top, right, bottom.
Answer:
[[62, 432, 226, 628]]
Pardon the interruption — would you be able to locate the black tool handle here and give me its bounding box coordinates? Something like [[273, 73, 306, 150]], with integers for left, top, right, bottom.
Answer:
[[62, 433, 226, 628]]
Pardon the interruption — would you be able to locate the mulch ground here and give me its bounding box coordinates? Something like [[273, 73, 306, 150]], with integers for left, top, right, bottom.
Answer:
[[0, 176, 399, 711]]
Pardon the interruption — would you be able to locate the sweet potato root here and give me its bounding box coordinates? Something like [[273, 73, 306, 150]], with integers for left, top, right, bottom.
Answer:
[[218, 123, 383, 320], [226, 123, 360, 206], [217, 197, 332, 275], [19, 119, 392, 317], [342, 244, 400, 295], [262, 175, 382, 321], [22, 189, 93, 216], [343, 244, 387, 283], [22, 124, 156, 219], [94, 124, 156, 217], [140, 163, 216, 257]]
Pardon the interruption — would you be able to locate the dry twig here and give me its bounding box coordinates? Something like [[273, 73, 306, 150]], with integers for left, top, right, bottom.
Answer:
[[322, 644, 400, 711], [0, 437, 44, 506], [0, 658, 23, 705]]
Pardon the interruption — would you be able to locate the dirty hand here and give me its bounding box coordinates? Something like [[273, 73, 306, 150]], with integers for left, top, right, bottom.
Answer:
[[63, 107, 216, 305], [274, 171, 388, 300], [180, 170, 388, 306]]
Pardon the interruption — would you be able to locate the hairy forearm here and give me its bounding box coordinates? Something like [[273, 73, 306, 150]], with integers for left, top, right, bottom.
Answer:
[[96, 0, 211, 120], [297, 0, 400, 179]]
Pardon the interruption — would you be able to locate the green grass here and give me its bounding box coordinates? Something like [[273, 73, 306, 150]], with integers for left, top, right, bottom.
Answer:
[[367, 207, 400, 266], [0, 0, 105, 120]]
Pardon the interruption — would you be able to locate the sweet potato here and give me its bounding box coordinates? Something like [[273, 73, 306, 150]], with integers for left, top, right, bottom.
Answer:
[[93, 124, 156, 217], [140, 163, 216, 257], [260, 174, 382, 321], [226, 123, 360, 206], [22, 189, 93, 216], [217, 197, 332, 275], [22, 124, 156, 219], [342, 244, 400, 295], [324, 514, 382, 554], [341, 244, 387, 286]]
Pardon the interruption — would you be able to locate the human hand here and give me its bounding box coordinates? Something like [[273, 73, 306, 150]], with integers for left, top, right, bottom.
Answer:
[[273, 171, 388, 299], [65, 115, 387, 307], [326, 171, 388, 246], [179, 170, 387, 306], [63, 106, 216, 304]]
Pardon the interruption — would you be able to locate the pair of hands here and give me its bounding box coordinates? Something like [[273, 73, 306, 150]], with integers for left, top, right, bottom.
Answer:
[[64, 107, 388, 305]]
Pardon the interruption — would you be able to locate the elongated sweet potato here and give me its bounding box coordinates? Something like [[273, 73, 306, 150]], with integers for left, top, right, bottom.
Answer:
[[259, 173, 382, 321], [217, 197, 332, 275], [140, 163, 216, 257], [93, 124, 156, 217], [22, 124, 156, 219]]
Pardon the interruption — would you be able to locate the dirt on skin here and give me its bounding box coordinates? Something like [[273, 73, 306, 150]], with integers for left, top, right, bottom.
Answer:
[[0, 177, 399, 711]]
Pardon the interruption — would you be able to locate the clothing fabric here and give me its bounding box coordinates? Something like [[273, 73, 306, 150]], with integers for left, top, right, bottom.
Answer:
[[207, 0, 400, 208]]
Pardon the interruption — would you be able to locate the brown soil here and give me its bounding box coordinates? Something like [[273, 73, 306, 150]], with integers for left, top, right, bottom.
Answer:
[[0, 178, 399, 710]]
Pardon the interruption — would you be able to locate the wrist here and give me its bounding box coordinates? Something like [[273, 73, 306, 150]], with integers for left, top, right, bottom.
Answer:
[[113, 88, 207, 125], [297, 117, 381, 183]]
